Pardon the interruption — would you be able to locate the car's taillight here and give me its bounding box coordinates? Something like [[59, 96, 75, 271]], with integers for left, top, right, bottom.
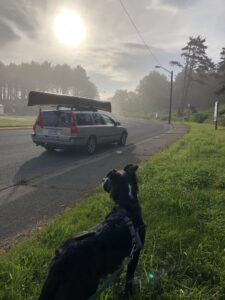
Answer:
[[33, 108, 44, 131], [70, 112, 78, 136]]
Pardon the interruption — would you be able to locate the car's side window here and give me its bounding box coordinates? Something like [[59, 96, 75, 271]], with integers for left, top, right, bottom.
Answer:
[[93, 113, 106, 125], [76, 113, 93, 126], [101, 114, 115, 125]]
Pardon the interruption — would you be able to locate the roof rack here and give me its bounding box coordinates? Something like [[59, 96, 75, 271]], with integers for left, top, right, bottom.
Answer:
[[56, 105, 97, 112], [28, 91, 111, 113]]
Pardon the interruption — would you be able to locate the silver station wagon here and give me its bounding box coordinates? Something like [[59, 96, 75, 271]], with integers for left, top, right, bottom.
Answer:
[[29, 91, 128, 154]]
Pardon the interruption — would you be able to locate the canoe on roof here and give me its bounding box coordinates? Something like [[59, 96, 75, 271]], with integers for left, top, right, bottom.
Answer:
[[28, 91, 111, 112]]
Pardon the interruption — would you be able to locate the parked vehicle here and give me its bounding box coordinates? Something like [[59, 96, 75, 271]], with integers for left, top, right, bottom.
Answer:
[[29, 91, 127, 154]]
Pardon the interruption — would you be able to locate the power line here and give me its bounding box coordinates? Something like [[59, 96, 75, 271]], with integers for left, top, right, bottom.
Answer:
[[119, 0, 162, 66]]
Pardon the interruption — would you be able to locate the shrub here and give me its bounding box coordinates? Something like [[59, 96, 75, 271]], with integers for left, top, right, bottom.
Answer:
[[191, 112, 210, 123]]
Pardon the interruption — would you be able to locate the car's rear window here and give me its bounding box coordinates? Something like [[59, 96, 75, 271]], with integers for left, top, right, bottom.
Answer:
[[41, 111, 70, 128], [75, 113, 93, 126]]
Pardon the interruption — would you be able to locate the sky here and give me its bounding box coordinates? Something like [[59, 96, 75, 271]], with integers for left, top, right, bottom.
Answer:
[[0, 0, 225, 99]]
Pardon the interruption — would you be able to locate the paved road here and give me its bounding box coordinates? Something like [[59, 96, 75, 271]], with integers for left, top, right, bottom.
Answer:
[[0, 118, 186, 246]]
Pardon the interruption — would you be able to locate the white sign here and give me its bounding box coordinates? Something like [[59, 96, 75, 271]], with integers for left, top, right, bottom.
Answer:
[[214, 101, 218, 122]]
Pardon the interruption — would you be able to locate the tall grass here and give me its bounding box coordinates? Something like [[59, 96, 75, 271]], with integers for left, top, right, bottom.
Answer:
[[135, 124, 225, 299], [0, 123, 225, 299]]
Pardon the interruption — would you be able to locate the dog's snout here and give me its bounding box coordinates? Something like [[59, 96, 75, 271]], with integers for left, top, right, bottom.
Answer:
[[102, 177, 111, 193]]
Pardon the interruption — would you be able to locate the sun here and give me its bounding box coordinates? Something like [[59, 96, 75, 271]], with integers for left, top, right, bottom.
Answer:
[[54, 9, 86, 46]]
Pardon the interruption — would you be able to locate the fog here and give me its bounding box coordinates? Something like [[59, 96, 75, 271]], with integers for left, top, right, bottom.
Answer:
[[0, 0, 225, 114]]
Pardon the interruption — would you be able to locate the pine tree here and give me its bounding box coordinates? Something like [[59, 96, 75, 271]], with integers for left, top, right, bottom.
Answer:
[[171, 36, 214, 115], [216, 48, 225, 94]]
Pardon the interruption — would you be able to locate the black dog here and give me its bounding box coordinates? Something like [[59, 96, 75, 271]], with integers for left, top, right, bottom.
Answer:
[[39, 164, 145, 300]]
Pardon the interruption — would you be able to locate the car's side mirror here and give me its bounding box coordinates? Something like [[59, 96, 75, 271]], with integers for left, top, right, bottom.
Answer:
[[115, 121, 120, 126]]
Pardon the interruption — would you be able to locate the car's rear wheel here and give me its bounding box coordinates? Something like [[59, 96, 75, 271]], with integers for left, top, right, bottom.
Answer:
[[118, 132, 127, 146], [86, 136, 97, 154], [44, 146, 55, 151]]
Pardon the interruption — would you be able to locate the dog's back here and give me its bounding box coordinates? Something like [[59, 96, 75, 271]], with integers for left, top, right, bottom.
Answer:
[[39, 164, 145, 300], [39, 219, 135, 299]]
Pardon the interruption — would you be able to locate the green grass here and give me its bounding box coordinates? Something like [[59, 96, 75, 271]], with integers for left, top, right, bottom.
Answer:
[[0, 116, 34, 127], [0, 123, 225, 299]]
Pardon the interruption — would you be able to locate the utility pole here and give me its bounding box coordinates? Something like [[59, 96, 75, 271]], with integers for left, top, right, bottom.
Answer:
[[155, 66, 173, 124]]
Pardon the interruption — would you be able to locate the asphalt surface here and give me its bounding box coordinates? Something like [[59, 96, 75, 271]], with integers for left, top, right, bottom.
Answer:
[[0, 118, 187, 246]]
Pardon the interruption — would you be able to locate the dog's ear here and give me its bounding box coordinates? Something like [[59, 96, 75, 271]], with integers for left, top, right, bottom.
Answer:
[[106, 169, 118, 180], [124, 164, 138, 173]]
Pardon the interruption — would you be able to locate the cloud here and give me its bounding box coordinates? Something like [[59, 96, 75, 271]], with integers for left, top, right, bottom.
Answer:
[[0, 20, 20, 47], [83, 42, 177, 93], [160, 0, 200, 8], [0, 0, 43, 44], [124, 43, 147, 50], [0, 0, 224, 96], [147, 0, 200, 12]]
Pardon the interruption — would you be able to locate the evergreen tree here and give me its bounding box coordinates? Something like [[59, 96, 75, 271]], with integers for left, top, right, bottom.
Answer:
[[136, 71, 169, 112], [111, 71, 169, 115], [216, 47, 225, 94], [111, 90, 129, 113], [0, 61, 98, 114], [171, 36, 214, 114]]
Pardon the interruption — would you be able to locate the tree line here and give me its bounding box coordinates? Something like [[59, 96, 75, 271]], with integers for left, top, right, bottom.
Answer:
[[1, 36, 225, 116], [0, 61, 98, 114], [112, 36, 225, 117]]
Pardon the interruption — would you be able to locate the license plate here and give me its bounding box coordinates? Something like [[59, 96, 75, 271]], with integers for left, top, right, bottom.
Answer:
[[48, 129, 58, 135]]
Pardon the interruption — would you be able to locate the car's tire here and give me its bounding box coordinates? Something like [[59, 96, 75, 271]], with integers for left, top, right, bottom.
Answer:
[[44, 146, 55, 151], [118, 132, 127, 146], [86, 136, 97, 154]]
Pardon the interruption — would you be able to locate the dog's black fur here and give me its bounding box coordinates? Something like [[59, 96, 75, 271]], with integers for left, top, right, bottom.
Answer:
[[39, 164, 145, 300]]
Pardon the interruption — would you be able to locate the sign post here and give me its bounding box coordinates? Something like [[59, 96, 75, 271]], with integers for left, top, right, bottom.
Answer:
[[214, 101, 219, 130]]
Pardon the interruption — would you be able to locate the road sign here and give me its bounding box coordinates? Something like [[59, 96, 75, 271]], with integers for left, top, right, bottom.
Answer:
[[214, 101, 219, 130]]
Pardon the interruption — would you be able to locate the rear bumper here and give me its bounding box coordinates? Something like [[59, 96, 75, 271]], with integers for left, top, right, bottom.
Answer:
[[32, 134, 85, 149]]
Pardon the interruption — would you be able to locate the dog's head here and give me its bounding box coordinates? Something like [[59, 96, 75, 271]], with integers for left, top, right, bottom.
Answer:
[[102, 164, 139, 205]]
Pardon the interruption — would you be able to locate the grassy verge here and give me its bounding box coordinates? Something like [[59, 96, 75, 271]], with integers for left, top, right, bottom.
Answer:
[[0, 123, 225, 299], [0, 116, 34, 127]]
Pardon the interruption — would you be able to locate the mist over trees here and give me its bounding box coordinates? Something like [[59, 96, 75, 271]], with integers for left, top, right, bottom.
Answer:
[[1, 36, 225, 117], [0, 61, 98, 114], [136, 71, 169, 112], [112, 71, 169, 115], [112, 36, 223, 117]]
